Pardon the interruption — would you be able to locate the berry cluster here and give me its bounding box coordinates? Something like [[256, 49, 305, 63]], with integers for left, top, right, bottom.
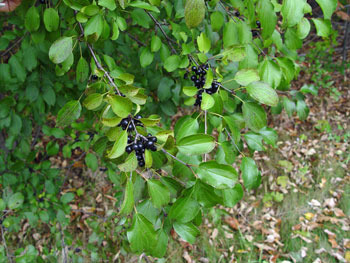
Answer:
[[118, 115, 143, 131], [118, 115, 157, 167], [189, 64, 220, 106]]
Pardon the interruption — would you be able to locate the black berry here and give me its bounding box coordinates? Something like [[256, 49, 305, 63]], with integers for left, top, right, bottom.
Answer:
[[125, 146, 133, 153], [256, 20, 261, 28], [91, 75, 98, 80], [191, 66, 197, 72]]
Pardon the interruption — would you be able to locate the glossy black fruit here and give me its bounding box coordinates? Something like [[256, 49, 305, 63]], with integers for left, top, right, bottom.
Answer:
[[191, 75, 197, 81], [121, 119, 128, 127], [256, 20, 261, 28], [133, 144, 139, 151], [135, 115, 142, 119], [137, 155, 143, 161], [191, 66, 197, 72], [125, 146, 133, 153], [150, 136, 157, 143], [138, 160, 145, 167], [91, 75, 98, 80], [151, 145, 157, 152]]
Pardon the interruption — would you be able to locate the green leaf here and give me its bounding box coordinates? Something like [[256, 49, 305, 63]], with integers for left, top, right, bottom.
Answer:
[[296, 100, 309, 121], [241, 157, 261, 190], [147, 180, 170, 208], [49, 37, 73, 64], [85, 14, 104, 38], [175, 117, 199, 141], [173, 222, 200, 244], [169, 196, 200, 223], [223, 21, 239, 48], [222, 183, 244, 208], [43, 8, 59, 32], [106, 95, 132, 118], [177, 134, 215, 155], [117, 16, 127, 31], [8, 193, 24, 209], [0, 199, 4, 211], [140, 47, 154, 68], [201, 93, 215, 110], [164, 55, 181, 72], [210, 11, 224, 31], [315, 0, 337, 20], [312, 18, 332, 37], [242, 102, 267, 132], [153, 230, 168, 258], [244, 133, 265, 151], [120, 179, 134, 215], [56, 100, 81, 127], [257, 0, 277, 39], [297, 18, 311, 39], [282, 97, 296, 117], [183, 86, 198, 97], [85, 153, 98, 172], [198, 161, 238, 189], [224, 116, 241, 143], [246, 81, 279, 107], [76, 57, 89, 82], [9, 55, 26, 82], [281, 0, 306, 27], [259, 59, 282, 89], [118, 152, 138, 172], [259, 127, 278, 147], [83, 93, 103, 110], [60, 192, 75, 204], [127, 213, 157, 253], [151, 35, 162, 52], [185, 0, 205, 28], [234, 69, 260, 86], [108, 129, 128, 159], [197, 32, 211, 53], [99, 0, 117, 10], [25, 6, 40, 32], [145, 150, 153, 168], [129, 1, 160, 12], [193, 180, 222, 207]]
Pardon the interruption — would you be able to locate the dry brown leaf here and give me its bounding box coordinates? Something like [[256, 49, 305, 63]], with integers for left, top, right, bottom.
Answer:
[[328, 238, 339, 248], [225, 217, 239, 230], [334, 208, 346, 217], [336, 11, 350, 21]]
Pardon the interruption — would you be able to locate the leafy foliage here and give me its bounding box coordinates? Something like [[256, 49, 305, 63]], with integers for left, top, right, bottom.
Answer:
[[0, 0, 336, 260]]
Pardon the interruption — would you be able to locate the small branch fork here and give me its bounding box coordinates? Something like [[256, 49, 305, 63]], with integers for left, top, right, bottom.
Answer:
[[145, 10, 199, 66], [161, 148, 198, 178], [75, 12, 121, 96], [145, 10, 177, 54]]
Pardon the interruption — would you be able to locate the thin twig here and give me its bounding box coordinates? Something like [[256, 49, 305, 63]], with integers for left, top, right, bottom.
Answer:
[[225, 129, 245, 157], [126, 33, 147, 47], [58, 223, 68, 263], [1, 224, 13, 263], [75, 12, 121, 96], [0, 33, 28, 58], [161, 148, 198, 177], [31, 126, 41, 149], [145, 10, 177, 54]]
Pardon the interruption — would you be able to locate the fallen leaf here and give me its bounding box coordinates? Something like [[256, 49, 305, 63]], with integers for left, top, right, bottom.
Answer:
[[225, 217, 239, 230]]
